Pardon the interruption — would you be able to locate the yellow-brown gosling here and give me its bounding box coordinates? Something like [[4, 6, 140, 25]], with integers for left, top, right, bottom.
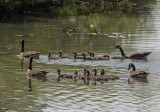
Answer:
[[27, 57, 49, 79], [58, 50, 72, 59], [115, 45, 151, 59], [100, 69, 120, 80], [57, 69, 73, 79], [90, 52, 110, 60], [48, 52, 60, 60], [21, 39, 41, 58], [73, 52, 83, 59], [128, 63, 149, 78]]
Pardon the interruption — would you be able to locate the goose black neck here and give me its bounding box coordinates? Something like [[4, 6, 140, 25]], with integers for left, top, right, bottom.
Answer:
[[119, 47, 125, 57], [100, 71, 105, 75], [28, 79, 32, 91], [82, 54, 86, 59], [57, 70, 60, 75], [21, 40, 24, 52], [29, 57, 33, 70], [74, 53, 77, 59], [59, 52, 62, 57], [94, 70, 97, 76], [84, 69, 86, 75], [91, 53, 94, 57], [87, 71, 90, 77], [48, 53, 51, 58], [131, 64, 136, 71]]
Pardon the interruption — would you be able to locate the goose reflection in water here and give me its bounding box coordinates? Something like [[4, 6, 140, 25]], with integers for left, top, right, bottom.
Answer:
[[128, 77, 148, 84]]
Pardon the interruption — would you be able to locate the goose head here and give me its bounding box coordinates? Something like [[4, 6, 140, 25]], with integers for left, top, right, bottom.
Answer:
[[58, 50, 63, 57], [74, 70, 78, 76], [104, 55, 109, 58], [100, 69, 105, 75], [128, 63, 136, 71], [92, 69, 97, 76], [57, 69, 61, 75], [114, 45, 121, 49], [48, 52, 52, 58]]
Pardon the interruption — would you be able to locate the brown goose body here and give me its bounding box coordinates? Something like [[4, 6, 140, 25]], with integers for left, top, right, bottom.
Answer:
[[111, 56, 125, 59], [21, 40, 40, 58], [115, 45, 151, 59], [128, 63, 149, 78], [27, 69, 48, 78], [48, 52, 60, 60], [57, 69, 73, 79], [130, 70, 149, 78], [27, 57, 48, 79], [125, 52, 151, 59]]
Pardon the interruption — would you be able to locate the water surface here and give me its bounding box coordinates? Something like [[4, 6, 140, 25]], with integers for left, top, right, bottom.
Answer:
[[1, 2, 160, 112]]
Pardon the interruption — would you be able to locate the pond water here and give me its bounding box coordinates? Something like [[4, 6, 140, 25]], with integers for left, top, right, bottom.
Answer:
[[1, 2, 160, 112]]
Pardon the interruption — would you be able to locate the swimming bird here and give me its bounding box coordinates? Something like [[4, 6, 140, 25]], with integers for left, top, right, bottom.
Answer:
[[73, 52, 83, 59], [100, 69, 120, 80], [21, 39, 41, 58], [27, 57, 49, 78], [58, 50, 72, 59], [48, 52, 60, 60], [89, 52, 110, 60], [128, 63, 149, 78], [57, 69, 73, 79], [115, 45, 151, 59]]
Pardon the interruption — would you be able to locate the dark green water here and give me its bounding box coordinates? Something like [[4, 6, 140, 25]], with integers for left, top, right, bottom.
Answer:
[[1, 2, 160, 112]]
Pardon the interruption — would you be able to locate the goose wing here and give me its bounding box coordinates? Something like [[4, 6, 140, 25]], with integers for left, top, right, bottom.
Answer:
[[28, 70, 48, 77], [22, 51, 41, 57], [111, 56, 125, 59], [126, 52, 151, 59], [130, 70, 149, 78]]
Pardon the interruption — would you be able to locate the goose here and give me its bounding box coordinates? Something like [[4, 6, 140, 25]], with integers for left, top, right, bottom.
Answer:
[[27, 57, 49, 79], [58, 50, 72, 59], [82, 53, 108, 60], [73, 52, 83, 59], [57, 69, 73, 79], [48, 52, 60, 60], [21, 39, 41, 58], [100, 69, 120, 80], [115, 45, 151, 59], [128, 63, 149, 78], [73, 70, 85, 80], [89, 52, 110, 60], [88, 51, 94, 57]]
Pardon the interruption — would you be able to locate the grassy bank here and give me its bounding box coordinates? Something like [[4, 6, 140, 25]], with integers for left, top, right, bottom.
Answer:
[[0, 0, 156, 21]]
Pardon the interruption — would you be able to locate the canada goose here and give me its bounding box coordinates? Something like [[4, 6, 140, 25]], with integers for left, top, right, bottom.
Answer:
[[48, 52, 60, 60], [100, 69, 120, 80], [58, 50, 72, 59], [21, 39, 41, 58], [89, 52, 110, 60], [115, 45, 151, 59], [88, 51, 94, 57], [73, 52, 83, 59], [73, 70, 85, 80], [81, 53, 91, 60], [128, 63, 149, 78], [99, 69, 110, 81], [82, 53, 109, 60], [57, 69, 73, 79], [27, 57, 49, 79]]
